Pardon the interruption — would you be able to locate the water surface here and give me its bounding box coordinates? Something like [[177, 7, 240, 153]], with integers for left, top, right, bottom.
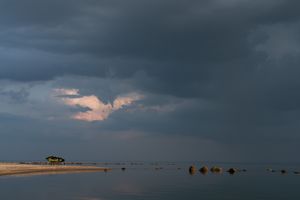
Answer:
[[0, 162, 299, 200]]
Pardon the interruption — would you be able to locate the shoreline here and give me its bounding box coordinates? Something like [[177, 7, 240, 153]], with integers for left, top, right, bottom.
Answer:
[[0, 163, 110, 177]]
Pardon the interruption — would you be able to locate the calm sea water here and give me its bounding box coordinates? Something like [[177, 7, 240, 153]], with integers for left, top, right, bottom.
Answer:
[[0, 162, 299, 200]]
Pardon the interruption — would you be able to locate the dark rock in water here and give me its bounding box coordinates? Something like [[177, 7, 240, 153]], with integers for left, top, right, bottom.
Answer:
[[293, 171, 300, 175], [210, 166, 223, 173], [281, 170, 287, 174], [241, 169, 247, 172], [227, 168, 237, 174], [189, 165, 197, 175], [199, 166, 209, 174], [267, 168, 276, 172], [121, 167, 126, 171]]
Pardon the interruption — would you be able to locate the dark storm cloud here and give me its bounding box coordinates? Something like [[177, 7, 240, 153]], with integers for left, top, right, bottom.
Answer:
[[0, 0, 299, 85], [1, 0, 300, 161], [0, 0, 86, 26], [0, 0, 298, 104]]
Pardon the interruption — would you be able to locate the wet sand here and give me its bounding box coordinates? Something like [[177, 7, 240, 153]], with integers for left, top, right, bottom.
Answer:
[[0, 163, 110, 177]]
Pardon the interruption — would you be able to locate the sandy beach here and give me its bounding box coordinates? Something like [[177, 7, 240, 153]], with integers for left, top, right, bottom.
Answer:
[[0, 163, 110, 177]]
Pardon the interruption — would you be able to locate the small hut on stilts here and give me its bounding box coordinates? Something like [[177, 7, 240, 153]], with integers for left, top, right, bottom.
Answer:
[[46, 156, 65, 165]]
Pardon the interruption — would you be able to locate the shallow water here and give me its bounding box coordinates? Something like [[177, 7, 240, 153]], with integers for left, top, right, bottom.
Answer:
[[0, 162, 299, 200]]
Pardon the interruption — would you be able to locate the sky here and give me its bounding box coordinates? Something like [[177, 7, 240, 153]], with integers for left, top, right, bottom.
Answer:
[[0, 0, 300, 162]]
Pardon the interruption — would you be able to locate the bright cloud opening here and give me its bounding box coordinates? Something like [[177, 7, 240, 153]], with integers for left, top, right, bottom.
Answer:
[[54, 88, 143, 122]]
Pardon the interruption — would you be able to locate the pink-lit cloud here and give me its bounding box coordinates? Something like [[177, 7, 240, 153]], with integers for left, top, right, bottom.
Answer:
[[54, 89, 143, 122]]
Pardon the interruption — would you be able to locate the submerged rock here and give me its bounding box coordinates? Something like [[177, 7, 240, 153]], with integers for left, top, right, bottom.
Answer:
[[281, 170, 287, 174], [267, 168, 276, 172], [155, 167, 163, 170], [210, 166, 223, 173], [199, 166, 209, 174], [227, 168, 237, 174], [121, 167, 126, 171], [189, 165, 197, 175]]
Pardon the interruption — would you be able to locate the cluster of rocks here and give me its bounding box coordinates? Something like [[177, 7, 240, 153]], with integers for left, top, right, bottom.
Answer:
[[189, 165, 246, 175], [266, 168, 300, 175]]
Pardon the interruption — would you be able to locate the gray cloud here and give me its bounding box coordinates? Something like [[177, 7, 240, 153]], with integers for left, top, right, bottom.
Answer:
[[0, 0, 300, 162]]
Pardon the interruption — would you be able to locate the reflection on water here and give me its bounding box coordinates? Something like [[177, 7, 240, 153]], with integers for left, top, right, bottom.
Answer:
[[1, 162, 300, 200], [6, 170, 105, 178]]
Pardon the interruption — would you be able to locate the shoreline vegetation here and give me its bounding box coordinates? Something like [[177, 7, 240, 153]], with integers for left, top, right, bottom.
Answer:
[[0, 163, 111, 177]]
